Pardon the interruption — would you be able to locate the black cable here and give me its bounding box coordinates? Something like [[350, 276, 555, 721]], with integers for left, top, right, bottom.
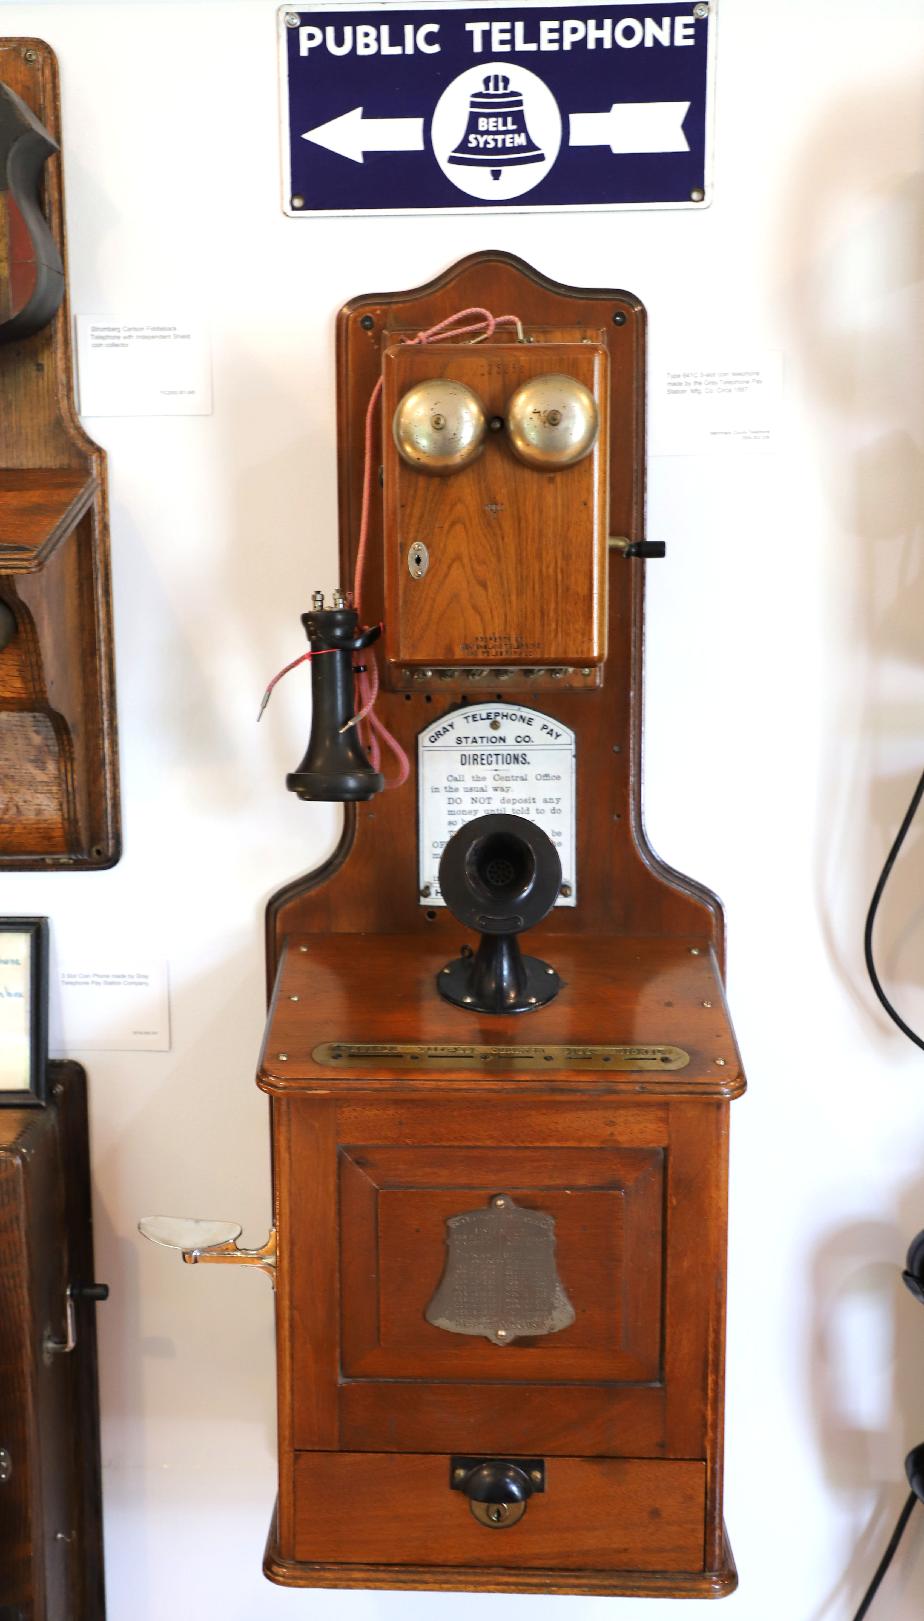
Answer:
[[864, 764, 924, 1052], [850, 1491, 917, 1621]]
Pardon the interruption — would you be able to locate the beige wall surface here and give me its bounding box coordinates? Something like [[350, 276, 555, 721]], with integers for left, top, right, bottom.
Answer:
[[3, 1, 924, 1616]]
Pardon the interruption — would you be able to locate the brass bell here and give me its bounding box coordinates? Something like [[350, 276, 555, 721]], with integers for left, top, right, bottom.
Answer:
[[505, 374, 599, 469], [393, 378, 486, 474]]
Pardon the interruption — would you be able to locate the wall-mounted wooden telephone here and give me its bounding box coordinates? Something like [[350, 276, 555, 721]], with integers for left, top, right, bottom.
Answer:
[[143, 252, 745, 1598], [0, 38, 120, 868]]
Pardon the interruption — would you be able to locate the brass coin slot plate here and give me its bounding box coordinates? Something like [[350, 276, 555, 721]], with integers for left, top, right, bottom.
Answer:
[[312, 1041, 690, 1071]]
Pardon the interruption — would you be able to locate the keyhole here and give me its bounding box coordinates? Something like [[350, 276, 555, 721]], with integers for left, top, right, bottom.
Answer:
[[488, 1504, 508, 1524], [407, 541, 429, 579]]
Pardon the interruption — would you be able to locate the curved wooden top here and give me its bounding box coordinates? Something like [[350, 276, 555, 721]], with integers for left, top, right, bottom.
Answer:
[[266, 253, 725, 988]]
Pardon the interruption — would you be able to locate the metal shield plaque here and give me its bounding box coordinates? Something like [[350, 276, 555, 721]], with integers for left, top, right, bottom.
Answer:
[[425, 1193, 574, 1345]]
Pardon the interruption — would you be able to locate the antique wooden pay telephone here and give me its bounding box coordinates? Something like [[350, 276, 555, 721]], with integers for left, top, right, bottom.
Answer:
[[143, 252, 745, 1597]]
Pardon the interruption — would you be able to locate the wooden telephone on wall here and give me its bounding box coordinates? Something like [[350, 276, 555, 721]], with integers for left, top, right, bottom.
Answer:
[[144, 252, 745, 1598], [0, 38, 120, 868]]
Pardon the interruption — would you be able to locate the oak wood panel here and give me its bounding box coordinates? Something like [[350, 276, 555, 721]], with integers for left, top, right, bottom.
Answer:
[[338, 1381, 667, 1458], [0, 1063, 106, 1620], [339, 1144, 663, 1381], [271, 1098, 296, 1551], [0, 708, 73, 850], [266, 253, 725, 980], [0, 468, 96, 568], [267, 1509, 738, 1597], [696, 1100, 731, 1570], [290, 1453, 706, 1572], [335, 1098, 668, 1146], [382, 340, 607, 668], [283, 1100, 339, 1453], [0, 39, 120, 868], [259, 933, 744, 1098], [663, 1103, 728, 1464], [0, 1110, 43, 1609]]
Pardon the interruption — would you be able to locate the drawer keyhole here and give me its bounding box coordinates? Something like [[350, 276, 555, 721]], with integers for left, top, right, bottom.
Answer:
[[408, 542, 429, 579], [451, 1457, 542, 1529]]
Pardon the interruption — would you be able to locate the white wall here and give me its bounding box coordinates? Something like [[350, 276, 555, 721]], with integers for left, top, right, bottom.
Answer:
[[3, 1, 924, 1615]]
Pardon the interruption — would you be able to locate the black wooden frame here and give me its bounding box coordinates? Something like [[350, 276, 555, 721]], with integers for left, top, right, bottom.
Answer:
[[0, 915, 48, 1105]]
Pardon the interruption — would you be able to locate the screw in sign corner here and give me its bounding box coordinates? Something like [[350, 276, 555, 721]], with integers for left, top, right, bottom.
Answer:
[[281, 2, 715, 217]]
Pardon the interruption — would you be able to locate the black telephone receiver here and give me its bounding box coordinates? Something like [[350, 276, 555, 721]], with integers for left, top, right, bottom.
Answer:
[[848, 1234, 924, 1621]]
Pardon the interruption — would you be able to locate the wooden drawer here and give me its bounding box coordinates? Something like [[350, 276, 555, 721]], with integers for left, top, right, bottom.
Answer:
[[291, 1453, 706, 1572]]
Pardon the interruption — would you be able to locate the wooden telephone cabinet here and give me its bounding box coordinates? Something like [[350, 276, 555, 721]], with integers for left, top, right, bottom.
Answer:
[[258, 254, 745, 1595], [145, 252, 744, 1597]]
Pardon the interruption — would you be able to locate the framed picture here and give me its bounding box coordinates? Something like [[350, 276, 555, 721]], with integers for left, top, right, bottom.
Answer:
[[0, 918, 48, 1106]]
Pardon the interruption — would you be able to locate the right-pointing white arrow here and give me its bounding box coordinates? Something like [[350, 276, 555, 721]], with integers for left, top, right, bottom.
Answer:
[[569, 101, 691, 154], [302, 106, 425, 164]]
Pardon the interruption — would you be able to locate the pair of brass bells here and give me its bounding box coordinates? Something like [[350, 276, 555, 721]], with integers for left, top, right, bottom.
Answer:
[[394, 372, 599, 474]]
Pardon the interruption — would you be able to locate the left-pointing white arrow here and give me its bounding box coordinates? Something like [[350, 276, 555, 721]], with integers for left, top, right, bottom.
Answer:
[[302, 106, 425, 164], [569, 101, 690, 155]]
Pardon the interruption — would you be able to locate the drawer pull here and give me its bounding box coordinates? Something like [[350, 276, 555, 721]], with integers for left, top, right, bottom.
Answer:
[[451, 1456, 545, 1528]]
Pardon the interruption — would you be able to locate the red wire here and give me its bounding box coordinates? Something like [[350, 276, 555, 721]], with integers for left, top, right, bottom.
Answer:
[[351, 307, 523, 787], [257, 647, 337, 721], [261, 306, 524, 791]]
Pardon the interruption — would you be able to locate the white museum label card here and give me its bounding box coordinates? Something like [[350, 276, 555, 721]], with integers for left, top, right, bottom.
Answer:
[[649, 351, 783, 455], [0, 932, 31, 1091], [51, 960, 171, 1053], [76, 317, 212, 416], [418, 703, 576, 906]]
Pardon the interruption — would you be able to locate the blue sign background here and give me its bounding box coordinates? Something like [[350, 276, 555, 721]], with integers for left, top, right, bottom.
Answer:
[[284, 4, 711, 214]]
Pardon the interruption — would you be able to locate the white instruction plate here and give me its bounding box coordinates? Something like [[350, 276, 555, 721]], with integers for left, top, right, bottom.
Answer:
[[418, 702, 576, 906]]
